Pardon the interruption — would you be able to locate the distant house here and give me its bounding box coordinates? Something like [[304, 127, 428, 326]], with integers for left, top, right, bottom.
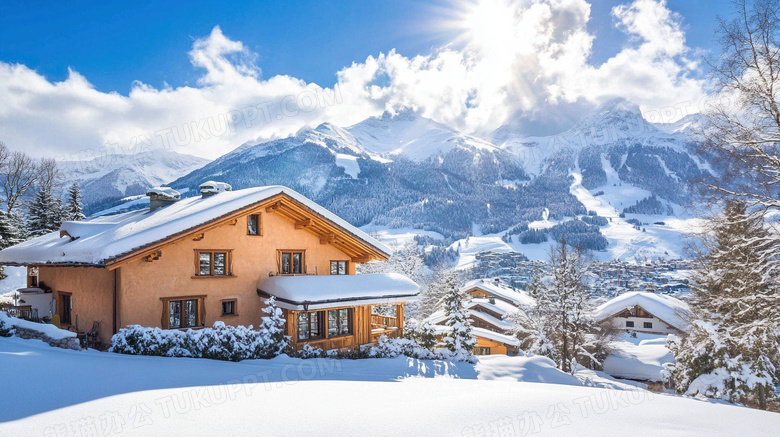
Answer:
[[427, 278, 534, 356], [0, 182, 418, 351], [594, 292, 690, 335]]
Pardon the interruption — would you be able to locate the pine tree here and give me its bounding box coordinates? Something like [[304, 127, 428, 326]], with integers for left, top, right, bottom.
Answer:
[[441, 271, 476, 361], [63, 183, 85, 222], [257, 297, 290, 358], [0, 210, 21, 250], [512, 241, 598, 373], [8, 210, 29, 242], [27, 187, 63, 238], [415, 269, 451, 319], [668, 201, 780, 408]]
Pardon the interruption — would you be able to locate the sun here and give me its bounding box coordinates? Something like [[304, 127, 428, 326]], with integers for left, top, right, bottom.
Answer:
[[435, 0, 519, 50]]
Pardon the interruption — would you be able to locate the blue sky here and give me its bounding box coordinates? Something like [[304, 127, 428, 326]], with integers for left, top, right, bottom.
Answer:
[[0, 0, 729, 92], [0, 0, 734, 159]]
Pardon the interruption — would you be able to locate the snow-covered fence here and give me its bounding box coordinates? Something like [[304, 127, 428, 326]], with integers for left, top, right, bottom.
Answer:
[[0, 312, 81, 350]]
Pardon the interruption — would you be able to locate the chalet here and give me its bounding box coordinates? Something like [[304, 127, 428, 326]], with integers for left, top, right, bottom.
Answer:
[[0, 182, 419, 352], [427, 278, 534, 356], [594, 292, 690, 335]]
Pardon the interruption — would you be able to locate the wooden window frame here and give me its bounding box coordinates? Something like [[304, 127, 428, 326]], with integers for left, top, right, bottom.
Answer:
[[297, 310, 324, 341], [643, 322, 653, 329], [194, 250, 234, 277], [625, 321, 635, 328], [327, 308, 352, 338], [277, 250, 306, 275], [161, 295, 206, 329], [330, 260, 349, 275], [221, 298, 238, 317], [247, 213, 263, 236]]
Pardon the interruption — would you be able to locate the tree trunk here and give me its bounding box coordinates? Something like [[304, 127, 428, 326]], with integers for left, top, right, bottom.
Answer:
[[758, 384, 767, 410]]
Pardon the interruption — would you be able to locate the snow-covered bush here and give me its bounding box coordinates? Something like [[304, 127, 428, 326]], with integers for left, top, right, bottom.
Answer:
[[110, 319, 289, 362], [296, 343, 324, 359], [404, 319, 438, 350], [369, 334, 436, 360], [0, 318, 14, 337]]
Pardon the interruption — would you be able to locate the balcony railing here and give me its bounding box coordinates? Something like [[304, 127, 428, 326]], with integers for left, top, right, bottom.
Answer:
[[371, 314, 399, 330]]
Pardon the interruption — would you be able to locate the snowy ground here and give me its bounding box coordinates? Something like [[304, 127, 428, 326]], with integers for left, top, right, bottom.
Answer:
[[1, 337, 778, 436]]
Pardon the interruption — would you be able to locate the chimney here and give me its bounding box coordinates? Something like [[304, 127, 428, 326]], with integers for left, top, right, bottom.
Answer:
[[147, 187, 181, 211], [199, 181, 232, 198]]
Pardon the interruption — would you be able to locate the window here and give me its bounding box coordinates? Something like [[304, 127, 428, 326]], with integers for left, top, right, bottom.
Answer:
[[168, 298, 200, 329], [475, 347, 491, 355], [297, 311, 323, 340], [643, 322, 653, 329], [625, 321, 635, 328], [197, 251, 231, 276], [280, 251, 304, 275], [29, 267, 39, 288], [221, 299, 237, 316], [60, 293, 72, 325], [330, 260, 348, 275], [247, 214, 261, 236], [328, 308, 352, 337]]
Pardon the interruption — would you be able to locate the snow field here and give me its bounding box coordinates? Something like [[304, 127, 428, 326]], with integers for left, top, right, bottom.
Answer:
[[1, 337, 778, 436]]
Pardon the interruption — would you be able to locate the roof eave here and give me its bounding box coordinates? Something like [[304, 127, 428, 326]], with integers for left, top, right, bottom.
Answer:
[[258, 288, 418, 310]]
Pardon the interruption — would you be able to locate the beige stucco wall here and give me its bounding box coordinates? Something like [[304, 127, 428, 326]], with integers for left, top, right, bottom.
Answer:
[[37, 266, 115, 344], [117, 208, 356, 336]]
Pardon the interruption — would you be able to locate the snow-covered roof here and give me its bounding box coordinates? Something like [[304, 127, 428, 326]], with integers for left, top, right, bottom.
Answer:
[[461, 279, 535, 307], [426, 300, 518, 331], [257, 273, 419, 311], [468, 298, 520, 316], [0, 186, 391, 266], [432, 325, 521, 348], [594, 292, 691, 330]]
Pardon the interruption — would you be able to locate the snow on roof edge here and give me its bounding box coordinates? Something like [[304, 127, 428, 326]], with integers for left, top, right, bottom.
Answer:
[[0, 185, 392, 265]]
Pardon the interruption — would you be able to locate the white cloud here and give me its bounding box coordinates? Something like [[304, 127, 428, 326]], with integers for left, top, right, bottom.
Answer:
[[0, 1, 707, 161]]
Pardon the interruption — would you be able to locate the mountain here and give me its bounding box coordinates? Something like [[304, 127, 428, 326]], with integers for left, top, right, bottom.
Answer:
[[97, 100, 717, 262], [168, 109, 548, 240], [493, 99, 713, 203], [60, 149, 209, 214]]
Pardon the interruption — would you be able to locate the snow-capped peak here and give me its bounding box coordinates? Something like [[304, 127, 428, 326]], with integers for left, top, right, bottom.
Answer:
[[567, 98, 657, 140], [347, 108, 497, 161]]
